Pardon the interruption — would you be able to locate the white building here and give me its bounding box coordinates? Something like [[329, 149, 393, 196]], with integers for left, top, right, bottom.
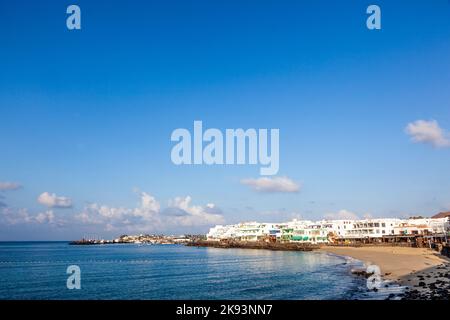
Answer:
[[206, 217, 450, 244]]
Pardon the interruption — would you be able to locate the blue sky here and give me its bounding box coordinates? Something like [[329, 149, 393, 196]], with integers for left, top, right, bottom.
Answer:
[[1, 0, 450, 240]]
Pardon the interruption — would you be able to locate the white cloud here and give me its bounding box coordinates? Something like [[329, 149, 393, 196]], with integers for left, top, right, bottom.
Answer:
[[37, 192, 73, 208], [241, 176, 300, 193], [0, 182, 22, 191], [1, 207, 57, 225], [1, 191, 223, 232], [405, 119, 450, 148], [324, 209, 359, 220], [140, 192, 160, 213], [166, 196, 225, 226], [35, 210, 55, 224], [258, 209, 303, 221], [75, 192, 224, 232], [362, 212, 373, 219], [1, 208, 33, 225]]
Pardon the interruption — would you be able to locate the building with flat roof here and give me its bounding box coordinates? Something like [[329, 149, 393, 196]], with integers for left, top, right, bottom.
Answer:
[[206, 216, 450, 244]]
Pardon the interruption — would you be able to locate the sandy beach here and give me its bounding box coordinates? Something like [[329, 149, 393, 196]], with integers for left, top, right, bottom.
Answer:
[[320, 246, 450, 299]]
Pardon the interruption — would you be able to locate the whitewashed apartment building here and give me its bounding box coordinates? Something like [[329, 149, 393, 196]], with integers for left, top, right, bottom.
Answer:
[[206, 217, 450, 244]]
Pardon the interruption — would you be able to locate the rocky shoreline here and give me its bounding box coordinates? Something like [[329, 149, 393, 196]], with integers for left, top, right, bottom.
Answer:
[[397, 263, 450, 300], [319, 246, 450, 300]]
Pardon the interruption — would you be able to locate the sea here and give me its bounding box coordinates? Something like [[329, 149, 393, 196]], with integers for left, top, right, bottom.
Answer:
[[0, 241, 402, 300]]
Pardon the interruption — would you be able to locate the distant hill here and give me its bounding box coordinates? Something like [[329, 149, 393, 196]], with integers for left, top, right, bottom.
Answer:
[[432, 211, 450, 219]]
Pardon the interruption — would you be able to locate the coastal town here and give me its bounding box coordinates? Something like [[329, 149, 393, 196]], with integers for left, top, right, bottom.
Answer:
[[202, 211, 450, 300], [70, 234, 205, 245], [205, 212, 450, 248], [69, 212, 450, 300], [72, 212, 450, 250]]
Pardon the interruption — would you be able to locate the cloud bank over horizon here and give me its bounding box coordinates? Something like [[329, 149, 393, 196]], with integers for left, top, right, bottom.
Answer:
[[1, 191, 225, 236]]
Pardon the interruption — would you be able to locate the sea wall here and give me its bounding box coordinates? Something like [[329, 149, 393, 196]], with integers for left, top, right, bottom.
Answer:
[[187, 240, 319, 251]]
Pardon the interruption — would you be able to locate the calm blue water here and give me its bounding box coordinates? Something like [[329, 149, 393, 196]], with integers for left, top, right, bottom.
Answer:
[[0, 242, 369, 300]]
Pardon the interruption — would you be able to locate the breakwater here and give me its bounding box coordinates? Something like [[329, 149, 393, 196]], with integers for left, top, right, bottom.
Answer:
[[187, 240, 320, 251]]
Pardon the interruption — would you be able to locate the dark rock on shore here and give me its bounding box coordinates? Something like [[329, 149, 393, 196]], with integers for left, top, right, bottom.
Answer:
[[187, 240, 320, 251], [351, 269, 374, 278]]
